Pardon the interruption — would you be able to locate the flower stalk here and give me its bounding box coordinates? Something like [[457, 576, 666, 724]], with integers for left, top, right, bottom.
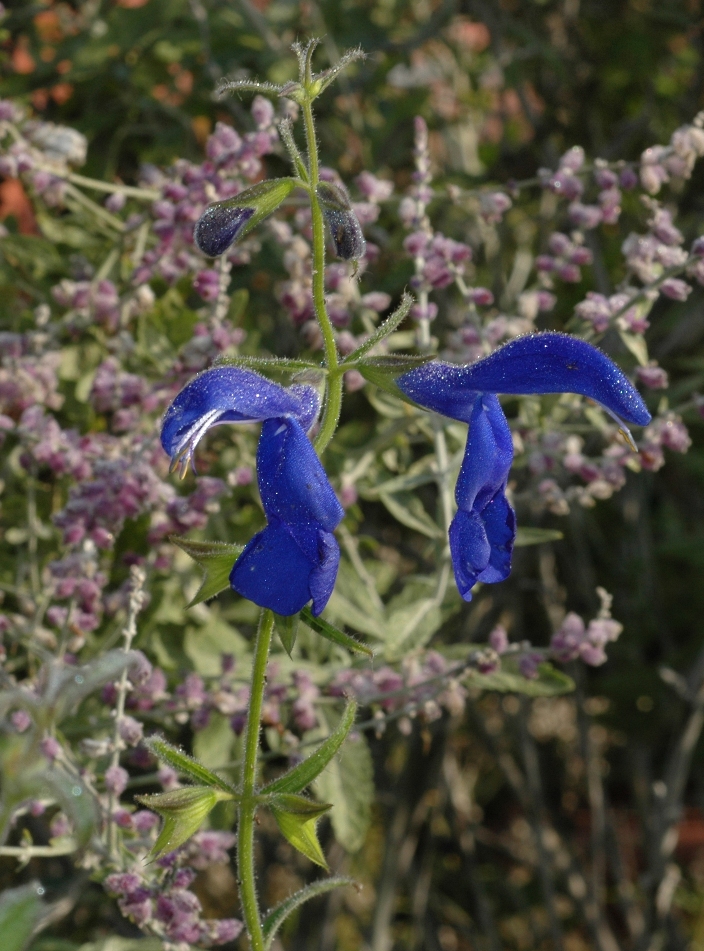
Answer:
[[237, 608, 275, 951]]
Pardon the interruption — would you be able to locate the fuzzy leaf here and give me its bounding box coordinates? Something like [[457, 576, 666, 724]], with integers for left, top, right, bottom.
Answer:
[[467, 658, 575, 697], [0, 883, 44, 951], [214, 355, 322, 373], [275, 612, 300, 657], [514, 527, 564, 547], [144, 736, 236, 793], [313, 729, 373, 853], [619, 330, 649, 367], [357, 355, 432, 404], [262, 877, 353, 949], [171, 537, 243, 606], [300, 607, 373, 657], [342, 294, 414, 364], [136, 786, 233, 856], [263, 700, 357, 795], [269, 794, 331, 869]]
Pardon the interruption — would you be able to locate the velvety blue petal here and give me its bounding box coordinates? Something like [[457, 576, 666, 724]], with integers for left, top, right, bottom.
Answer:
[[230, 519, 315, 616], [448, 510, 491, 600], [161, 366, 320, 464], [309, 531, 341, 616], [257, 418, 344, 533], [455, 395, 513, 514], [398, 332, 651, 427], [477, 493, 516, 584]]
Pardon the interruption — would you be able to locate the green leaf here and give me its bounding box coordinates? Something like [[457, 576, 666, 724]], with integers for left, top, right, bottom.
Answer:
[[467, 657, 575, 697], [262, 878, 354, 949], [144, 736, 236, 794], [0, 883, 43, 951], [215, 355, 323, 373], [377, 490, 444, 539], [262, 700, 357, 795], [300, 607, 373, 657], [135, 786, 234, 856], [227, 288, 249, 323], [514, 527, 564, 547], [619, 329, 649, 367], [342, 292, 414, 364], [268, 793, 331, 869], [275, 612, 300, 657], [357, 354, 432, 405], [313, 729, 373, 853], [384, 597, 443, 661], [171, 536, 243, 606]]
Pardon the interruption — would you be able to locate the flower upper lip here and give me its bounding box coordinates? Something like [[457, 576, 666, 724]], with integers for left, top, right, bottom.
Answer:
[[398, 331, 652, 429]]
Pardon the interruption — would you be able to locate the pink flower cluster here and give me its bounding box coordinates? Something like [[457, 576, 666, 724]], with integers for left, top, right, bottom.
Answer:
[[535, 231, 593, 284], [550, 612, 622, 667], [104, 842, 242, 947]]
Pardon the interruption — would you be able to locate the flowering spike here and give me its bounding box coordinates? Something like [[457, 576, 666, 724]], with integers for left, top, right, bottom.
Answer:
[[398, 332, 651, 428], [316, 182, 366, 261], [193, 178, 297, 258]]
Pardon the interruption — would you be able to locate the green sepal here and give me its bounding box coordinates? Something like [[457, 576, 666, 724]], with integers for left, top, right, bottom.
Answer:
[[342, 291, 414, 365], [0, 883, 44, 951], [300, 607, 373, 657], [144, 735, 236, 794], [514, 527, 564, 547], [200, 178, 298, 250], [268, 793, 331, 869], [171, 536, 243, 606], [316, 181, 352, 212], [356, 354, 434, 405], [262, 700, 357, 796], [274, 612, 300, 657], [135, 786, 235, 857], [262, 878, 354, 949]]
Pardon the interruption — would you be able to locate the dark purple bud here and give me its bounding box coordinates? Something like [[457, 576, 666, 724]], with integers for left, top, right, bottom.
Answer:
[[317, 182, 366, 261], [194, 204, 255, 257]]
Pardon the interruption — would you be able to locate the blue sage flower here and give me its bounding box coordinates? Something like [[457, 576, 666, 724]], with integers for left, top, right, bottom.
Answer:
[[162, 366, 343, 616], [398, 332, 651, 600]]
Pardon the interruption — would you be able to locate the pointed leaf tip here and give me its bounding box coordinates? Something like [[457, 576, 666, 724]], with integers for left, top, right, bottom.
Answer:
[[136, 786, 234, 856], [269, 793, 331, 868]]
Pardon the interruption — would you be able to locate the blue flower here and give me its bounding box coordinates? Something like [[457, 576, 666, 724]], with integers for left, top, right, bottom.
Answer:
[[161, 367, 343, 616], [398, 332, 652, 600]]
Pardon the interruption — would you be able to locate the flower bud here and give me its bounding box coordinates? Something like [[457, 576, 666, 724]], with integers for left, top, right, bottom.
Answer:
[[194, 178, 296, 257], [316, 182, 366, 260]]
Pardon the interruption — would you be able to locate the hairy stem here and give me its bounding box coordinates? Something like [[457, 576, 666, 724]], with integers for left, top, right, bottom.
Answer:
[[237, 609, 274, 951], [300, 95, 342, 453]]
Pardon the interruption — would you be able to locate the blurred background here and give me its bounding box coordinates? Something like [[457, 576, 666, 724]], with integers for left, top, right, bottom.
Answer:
[[3, 1, 704, 950]]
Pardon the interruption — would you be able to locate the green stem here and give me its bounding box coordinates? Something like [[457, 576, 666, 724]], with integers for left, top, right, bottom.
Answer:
[[237, 609, 275, 951], [301, 97, 342, 453]]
